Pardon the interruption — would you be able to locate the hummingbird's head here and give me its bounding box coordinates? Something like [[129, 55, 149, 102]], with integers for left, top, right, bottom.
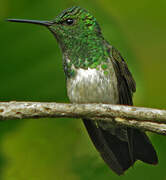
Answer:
[[7, 7, 103, 52], [48, 6, 102, 49]]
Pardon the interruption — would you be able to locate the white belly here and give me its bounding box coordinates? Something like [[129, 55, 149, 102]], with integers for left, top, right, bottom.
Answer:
[[67, 67, 119, 104]]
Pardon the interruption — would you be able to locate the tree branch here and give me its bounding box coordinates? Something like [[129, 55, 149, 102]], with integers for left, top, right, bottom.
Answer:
[[0, 101, 166, 135]]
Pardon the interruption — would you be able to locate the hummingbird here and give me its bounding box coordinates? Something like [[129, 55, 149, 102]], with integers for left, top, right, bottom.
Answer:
[[8, 6, 158, 175]]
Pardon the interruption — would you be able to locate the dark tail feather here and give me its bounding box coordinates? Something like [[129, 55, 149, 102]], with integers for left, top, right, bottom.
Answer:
[[83, 119, 158, 175], [83, 119, 135, 175], [132, 129, 158, 164]]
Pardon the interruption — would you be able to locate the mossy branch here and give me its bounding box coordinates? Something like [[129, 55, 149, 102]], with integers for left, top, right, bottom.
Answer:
[[0, 101, 166, 135]]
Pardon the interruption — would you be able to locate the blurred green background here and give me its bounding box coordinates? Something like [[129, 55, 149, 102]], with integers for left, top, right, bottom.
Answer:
[[0, 0, 166, 179]]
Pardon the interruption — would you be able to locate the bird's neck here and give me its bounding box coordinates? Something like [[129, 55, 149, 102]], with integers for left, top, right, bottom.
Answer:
[[61, 36, 109, 77]]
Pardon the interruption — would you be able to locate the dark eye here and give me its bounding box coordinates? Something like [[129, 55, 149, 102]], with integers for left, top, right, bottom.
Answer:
[[65, 18, 74, 25]]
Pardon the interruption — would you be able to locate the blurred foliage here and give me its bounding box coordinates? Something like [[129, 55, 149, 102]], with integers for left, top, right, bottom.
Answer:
[[0, 0, 166, 179]]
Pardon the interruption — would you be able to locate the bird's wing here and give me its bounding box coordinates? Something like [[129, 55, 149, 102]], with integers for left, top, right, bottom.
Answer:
[[107, 44, 136, 105], [107, 44, 157, 165]]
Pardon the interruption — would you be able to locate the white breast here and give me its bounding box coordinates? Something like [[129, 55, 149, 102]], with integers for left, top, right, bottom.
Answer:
[[67, 67, 119, 104]]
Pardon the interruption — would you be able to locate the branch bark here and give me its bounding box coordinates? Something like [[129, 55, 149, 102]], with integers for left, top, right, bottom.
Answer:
[[0, 101, 166, 135]]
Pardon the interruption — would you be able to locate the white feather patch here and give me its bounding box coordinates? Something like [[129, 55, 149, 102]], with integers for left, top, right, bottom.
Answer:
[[67, 67, 119, 104]]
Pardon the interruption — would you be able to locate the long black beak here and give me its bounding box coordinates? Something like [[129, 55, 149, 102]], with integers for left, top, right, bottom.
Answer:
[[7, 19, 53, 27]]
